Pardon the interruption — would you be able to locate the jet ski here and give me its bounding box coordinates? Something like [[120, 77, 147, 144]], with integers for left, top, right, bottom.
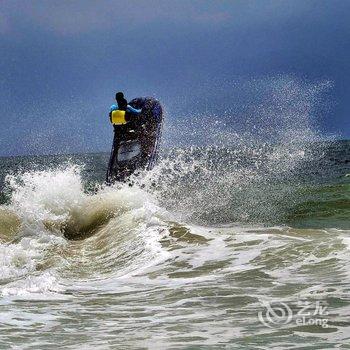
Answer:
[[106, 97, 163, 183]]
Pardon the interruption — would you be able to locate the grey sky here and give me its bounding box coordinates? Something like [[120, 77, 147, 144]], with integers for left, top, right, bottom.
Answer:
[[0, 0, 349, 155]]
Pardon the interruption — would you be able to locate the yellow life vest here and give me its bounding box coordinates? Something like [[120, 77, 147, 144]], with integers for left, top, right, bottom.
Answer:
[[111, 110, 127, 125]]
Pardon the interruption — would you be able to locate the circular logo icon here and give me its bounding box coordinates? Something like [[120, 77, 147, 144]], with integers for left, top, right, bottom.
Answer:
[[258, 301, 293, 328]]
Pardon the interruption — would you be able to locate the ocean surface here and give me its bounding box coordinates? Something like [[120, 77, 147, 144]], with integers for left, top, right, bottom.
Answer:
[[0, 140, 349, 349]]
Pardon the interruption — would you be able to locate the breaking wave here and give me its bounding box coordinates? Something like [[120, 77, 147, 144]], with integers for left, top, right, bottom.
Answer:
[[0, 76, 345, 300]]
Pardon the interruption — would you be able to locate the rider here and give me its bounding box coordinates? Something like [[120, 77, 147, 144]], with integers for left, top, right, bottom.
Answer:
[[109, 92, 141, 124]]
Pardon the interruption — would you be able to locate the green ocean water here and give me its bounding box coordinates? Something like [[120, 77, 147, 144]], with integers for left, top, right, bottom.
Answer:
[[0, 140, 349, 349]]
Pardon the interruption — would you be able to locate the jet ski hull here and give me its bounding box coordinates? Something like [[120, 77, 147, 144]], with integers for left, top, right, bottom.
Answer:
[[106, 97, 163, 183]]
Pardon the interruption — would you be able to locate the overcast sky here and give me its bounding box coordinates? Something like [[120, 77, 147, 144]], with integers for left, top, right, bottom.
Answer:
[[0, 0, 349, 156]]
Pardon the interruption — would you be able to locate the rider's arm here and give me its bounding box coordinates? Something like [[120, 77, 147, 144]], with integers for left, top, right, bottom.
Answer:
[[110, 104, 118, 112]]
